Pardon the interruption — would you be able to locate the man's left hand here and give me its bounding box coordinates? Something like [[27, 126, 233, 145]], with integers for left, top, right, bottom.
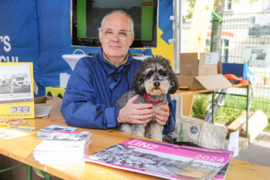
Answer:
[[154, 105, 169, 126]]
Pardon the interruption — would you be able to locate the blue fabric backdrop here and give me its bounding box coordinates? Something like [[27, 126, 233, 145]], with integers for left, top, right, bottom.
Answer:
[[0, 0, 173, 97]]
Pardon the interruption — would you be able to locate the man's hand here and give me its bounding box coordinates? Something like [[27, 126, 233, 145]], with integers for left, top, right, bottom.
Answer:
[[154, 105, 169, 126], [118, 95, 154, 124]]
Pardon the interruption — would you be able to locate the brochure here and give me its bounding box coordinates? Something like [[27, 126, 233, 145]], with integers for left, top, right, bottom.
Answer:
[[36, 125, 77, 139], [34, 131, 92, 165], [0, 126, 36, 140], [0, 63, 35, 119], [83, 138, 233, 180]]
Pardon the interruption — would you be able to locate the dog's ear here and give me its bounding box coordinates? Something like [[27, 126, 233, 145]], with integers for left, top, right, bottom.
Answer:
[[168, 70, 179, 94], [132, 71, 146, 95]]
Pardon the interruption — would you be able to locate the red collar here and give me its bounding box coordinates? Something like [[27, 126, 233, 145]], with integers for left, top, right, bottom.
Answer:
[[143, 93, 164, 105]]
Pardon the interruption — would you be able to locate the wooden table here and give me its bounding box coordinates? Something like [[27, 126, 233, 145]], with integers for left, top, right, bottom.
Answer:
[[0, 116, 270, 180]]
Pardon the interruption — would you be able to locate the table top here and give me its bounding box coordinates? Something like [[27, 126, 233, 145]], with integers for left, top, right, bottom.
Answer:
[[0, 115, 269, 180], [171, 84, 246, 98]]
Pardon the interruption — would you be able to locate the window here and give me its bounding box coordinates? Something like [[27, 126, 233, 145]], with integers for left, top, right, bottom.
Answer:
[[16, 77, 24, 81], [225, 0, 233, 11], [221, 39, 229, 62], [265, 0, 270, 9]]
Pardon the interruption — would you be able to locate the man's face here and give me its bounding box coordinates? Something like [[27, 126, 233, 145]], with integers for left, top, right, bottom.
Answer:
[[99, 13, 134, 62]]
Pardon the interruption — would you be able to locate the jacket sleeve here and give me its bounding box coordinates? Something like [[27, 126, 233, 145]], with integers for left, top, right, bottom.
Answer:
[[60, 60, 119, 129], [162, 94, 176, 134]]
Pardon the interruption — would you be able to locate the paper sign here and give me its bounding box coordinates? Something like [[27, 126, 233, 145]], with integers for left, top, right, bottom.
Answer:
[[0, 63, 35, 118], [205, 53, 219, 64], [224, 130, 240, 157]]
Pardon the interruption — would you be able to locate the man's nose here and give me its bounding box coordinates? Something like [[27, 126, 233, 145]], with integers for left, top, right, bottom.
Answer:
[[111, 32, 120, 41]]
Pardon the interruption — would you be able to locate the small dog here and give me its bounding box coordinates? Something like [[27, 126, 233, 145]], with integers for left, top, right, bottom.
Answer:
[[114, 55, 179, 141]]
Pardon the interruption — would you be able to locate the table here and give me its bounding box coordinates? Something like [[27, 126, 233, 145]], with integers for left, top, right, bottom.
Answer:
[[171, 84, 247, 97], [1, 116, 270, 180], [171, 84, 251, 137]]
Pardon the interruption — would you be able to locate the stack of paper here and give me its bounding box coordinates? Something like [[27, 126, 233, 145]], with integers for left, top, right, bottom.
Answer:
[[34, 131, 92, 165], [36, 125, 77, 139]]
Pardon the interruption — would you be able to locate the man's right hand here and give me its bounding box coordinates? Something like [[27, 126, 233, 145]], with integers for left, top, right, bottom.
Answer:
[[117, 95, 154, 124]]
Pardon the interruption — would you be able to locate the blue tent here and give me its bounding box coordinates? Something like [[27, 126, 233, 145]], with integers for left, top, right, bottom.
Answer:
[[0, 0, 173, 97]]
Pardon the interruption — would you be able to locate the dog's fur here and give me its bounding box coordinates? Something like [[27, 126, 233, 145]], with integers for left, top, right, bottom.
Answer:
[[114, 56, 179, 141]]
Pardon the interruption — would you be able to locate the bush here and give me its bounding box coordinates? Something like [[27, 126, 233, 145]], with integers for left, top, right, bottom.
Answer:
[[191, 94, 270, 132]]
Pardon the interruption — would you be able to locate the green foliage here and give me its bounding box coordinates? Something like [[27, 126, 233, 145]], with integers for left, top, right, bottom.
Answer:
[[192, 94, 270, 132], [184, 0, 260, 23], [191, 94, 210, 119], [183, 0, 196, 23]]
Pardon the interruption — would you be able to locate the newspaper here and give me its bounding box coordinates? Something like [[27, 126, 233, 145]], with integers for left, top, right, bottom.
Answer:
[[83, 138, 233, 180]]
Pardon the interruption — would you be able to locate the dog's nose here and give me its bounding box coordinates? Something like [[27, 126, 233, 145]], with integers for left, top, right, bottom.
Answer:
[[154, 82, 160, 88]]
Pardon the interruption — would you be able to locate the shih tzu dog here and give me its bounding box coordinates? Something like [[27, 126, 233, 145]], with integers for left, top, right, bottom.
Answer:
[[114, 55, 179, 141]]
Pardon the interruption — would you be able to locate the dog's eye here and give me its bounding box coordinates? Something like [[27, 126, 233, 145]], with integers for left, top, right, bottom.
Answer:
[[147, 71, 153, 77], [159, 70, 166, 76]]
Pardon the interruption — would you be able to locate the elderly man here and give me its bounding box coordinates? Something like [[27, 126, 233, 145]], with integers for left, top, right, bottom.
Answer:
[[61, 10, 175, 135]]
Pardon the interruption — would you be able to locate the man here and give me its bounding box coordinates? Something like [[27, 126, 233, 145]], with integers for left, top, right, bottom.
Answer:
[[61, 10, 175, 135]]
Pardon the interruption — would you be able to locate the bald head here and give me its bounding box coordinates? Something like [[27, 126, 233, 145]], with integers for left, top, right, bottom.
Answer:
[[98, 10, 134, 35]]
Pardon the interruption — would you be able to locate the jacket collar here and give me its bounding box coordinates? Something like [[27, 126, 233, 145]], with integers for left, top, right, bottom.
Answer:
[[97, 47, 134, 75]]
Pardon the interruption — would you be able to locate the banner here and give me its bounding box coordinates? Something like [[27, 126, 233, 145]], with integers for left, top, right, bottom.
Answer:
[[0, 0, 173, 97]]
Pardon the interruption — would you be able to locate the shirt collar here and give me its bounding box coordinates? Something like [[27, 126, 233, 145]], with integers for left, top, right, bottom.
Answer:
[[102, 52, 128, 66], [98, 48, 133, 75]]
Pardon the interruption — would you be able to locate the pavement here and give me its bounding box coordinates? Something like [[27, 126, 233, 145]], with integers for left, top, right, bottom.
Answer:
[[234, 132, 270, 167]]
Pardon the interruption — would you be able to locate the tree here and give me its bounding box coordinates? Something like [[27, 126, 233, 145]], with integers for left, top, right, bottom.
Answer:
[[184, 0, 259, 56], [210, 0, 225, 56]]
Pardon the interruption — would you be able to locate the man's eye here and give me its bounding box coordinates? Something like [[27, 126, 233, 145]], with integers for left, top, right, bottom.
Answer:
[[159, 70, 166, 76], [119, 32, 127, 37], [105, 31, 113, 35]]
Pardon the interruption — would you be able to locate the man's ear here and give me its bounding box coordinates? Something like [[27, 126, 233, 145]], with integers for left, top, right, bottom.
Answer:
[[98, 31, 103, 44], [129, 35, 134, 46]]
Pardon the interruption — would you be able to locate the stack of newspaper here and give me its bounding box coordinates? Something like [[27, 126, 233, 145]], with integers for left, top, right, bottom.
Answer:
[[34, 131, 92, 165]]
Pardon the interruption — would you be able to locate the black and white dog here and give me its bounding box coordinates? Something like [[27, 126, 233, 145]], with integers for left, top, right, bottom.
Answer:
[[114, 56, 179, 141]]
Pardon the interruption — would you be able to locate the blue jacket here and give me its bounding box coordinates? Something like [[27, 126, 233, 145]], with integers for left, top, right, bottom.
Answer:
[[61, 48, 176, 134]]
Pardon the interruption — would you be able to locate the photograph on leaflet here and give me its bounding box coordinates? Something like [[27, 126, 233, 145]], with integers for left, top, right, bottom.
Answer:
[[0, 64, 33, 103], [249, 15, 270, 38], [242, 45, 270, 68]]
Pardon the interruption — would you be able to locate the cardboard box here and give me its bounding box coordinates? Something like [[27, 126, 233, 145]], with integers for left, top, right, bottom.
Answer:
[[176, 74, 232, 90], [240, 110, 268, 143], [180, 53, 219, 76], [238, 136, 249, 152], [228, 111, 255, 132], [224, 131, 249, 155], [34, 96, 64, 119], [34, 96, 54, 106], [176, 75, 204, 90], [177, 53, 232, 90]]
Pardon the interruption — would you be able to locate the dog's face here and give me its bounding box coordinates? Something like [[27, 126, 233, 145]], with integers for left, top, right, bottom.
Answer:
[[133, 56, 179, 95]]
